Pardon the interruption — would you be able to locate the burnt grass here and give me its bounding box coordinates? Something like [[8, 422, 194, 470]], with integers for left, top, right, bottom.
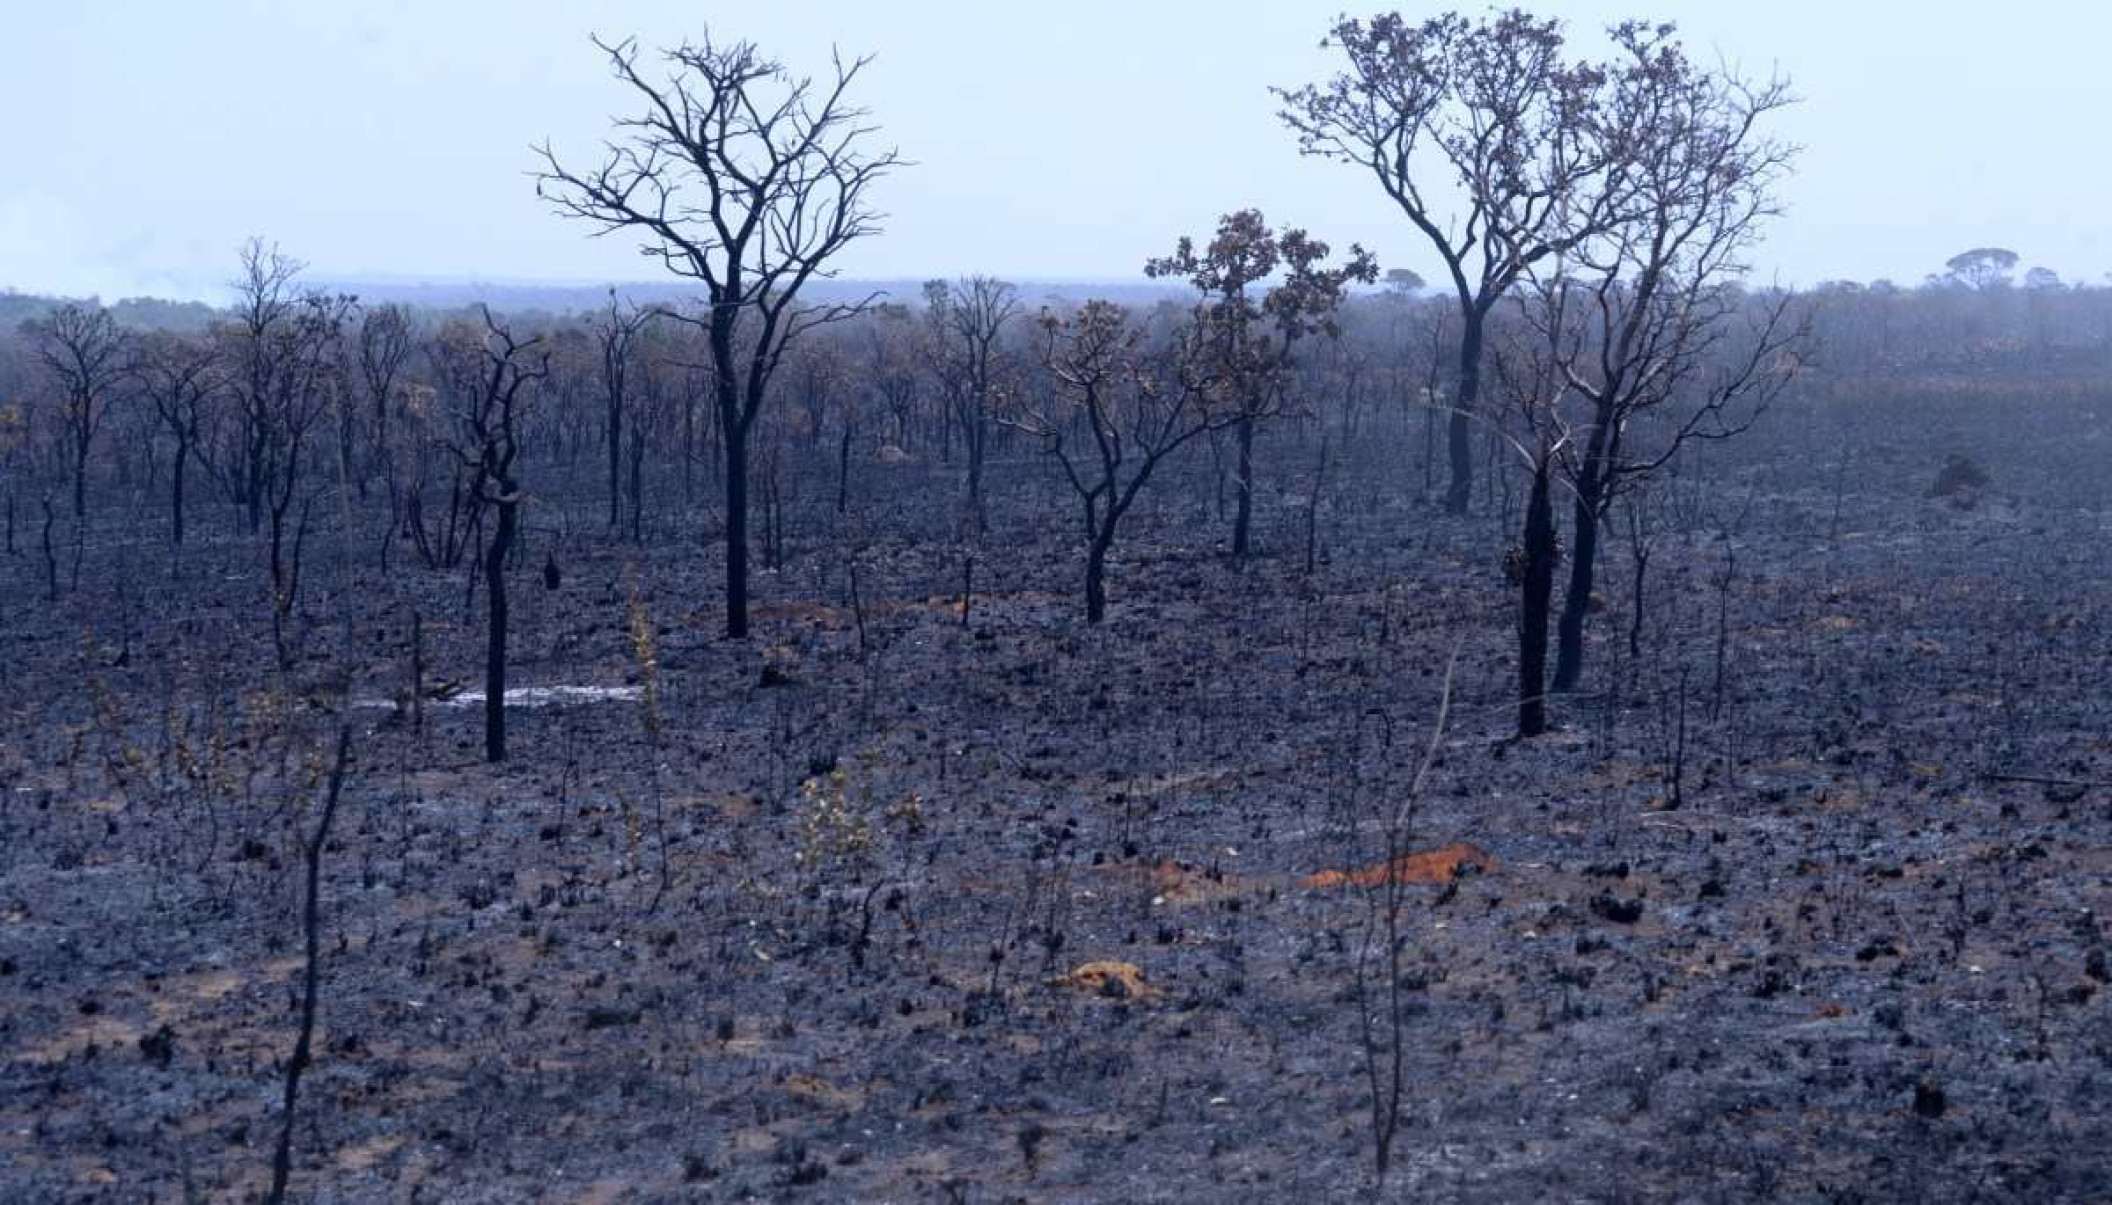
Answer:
[[3, 385, 2111, 1202]]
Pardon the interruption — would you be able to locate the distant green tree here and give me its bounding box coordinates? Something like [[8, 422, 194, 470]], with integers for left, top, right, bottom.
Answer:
[[1944, 247, 2018, 290]]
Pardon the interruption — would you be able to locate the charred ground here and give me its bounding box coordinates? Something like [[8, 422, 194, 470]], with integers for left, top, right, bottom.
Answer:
[[3, 372, 2111, 1202]]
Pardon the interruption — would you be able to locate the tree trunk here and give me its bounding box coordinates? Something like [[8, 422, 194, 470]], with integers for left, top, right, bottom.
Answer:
[[607, 399, 622, 528], [1517, 457, 1557, 738], [1446, 315, 1484, 515], [965, 411, 986, 535], [725, 422, 750, 639], [1552, 488, 1602, 694], [837, 422, 853, 515], [484, 490, 515, 763], [1231, 414, 1255, 559], [245, 428, 266, 535], [170, 441, 188, 547], [1085, 531, 1111, 625]]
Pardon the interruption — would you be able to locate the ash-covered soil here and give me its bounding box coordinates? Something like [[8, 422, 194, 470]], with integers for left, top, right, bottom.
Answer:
[[3, 390, 2110, 1202]]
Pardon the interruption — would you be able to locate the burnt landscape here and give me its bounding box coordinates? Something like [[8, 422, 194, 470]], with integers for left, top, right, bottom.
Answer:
[[5, 6, 2112, 1203]]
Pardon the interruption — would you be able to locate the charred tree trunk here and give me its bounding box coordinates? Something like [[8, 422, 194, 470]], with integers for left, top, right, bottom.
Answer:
[[1446, 316, 1485, 515], [724, 419, 751, 638], [965, 410, 987, 535], [1553, 482, 1604, 694], [607, 395, 622, 529], [71, 442, 88, 521], [1517, 457, 1557, 737], [837, 421, 853, 515], [484, 484, 517, 763], [1554, 414, 1616, 693], [1085, 529, 1113, 626], [170, 438, 190, 548]]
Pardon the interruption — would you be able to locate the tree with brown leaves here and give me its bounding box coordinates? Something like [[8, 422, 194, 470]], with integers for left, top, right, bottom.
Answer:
[[1147, 209, 1375, 558], [1276, 10, 1644, 516]]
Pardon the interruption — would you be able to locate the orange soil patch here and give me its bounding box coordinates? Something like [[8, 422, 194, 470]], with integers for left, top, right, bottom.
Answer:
[[1302, 841, 1496, 890], [1050, 960, 1158, 1000]]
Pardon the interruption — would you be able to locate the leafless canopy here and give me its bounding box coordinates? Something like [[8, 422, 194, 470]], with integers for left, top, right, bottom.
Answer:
[[1519, 32, 1806, 500], [533, 32, 902, 419], [535, 29, 900, 637]]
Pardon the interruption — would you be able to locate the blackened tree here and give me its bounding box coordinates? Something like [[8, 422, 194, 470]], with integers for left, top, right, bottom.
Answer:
[[536, 31, 900, 637], [1538, 35, 1804, 693], [132, 330, 221, 548], [1007, 301, 1237, 624], [25, 302, 129, 520], [923, 276, 1020, 535], [440, 310, 548, 763]]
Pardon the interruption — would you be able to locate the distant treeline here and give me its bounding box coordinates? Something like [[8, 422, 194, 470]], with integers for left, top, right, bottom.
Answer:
[[6, 275, 2109, 378], [0, 277, 1190, 332]]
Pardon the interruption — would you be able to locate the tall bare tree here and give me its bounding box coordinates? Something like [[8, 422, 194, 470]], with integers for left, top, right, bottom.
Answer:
[[1541, 40, 1804, 693], [26, 302, 129, 520], [592, 295, 653, 530], [924, 276, 1021, 535], [261, 291, 354, 667], [219, 239, 304, 535], [1276, 10, 1640, 515], [132, 331, 221, 548], [536, 31, 900, 637], [1487, 304, 1570, 737], [356, 302, 414, 500], [440, 310, 548, 763]]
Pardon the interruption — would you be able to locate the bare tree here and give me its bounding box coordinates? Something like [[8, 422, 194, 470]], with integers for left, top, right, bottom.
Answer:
[[1488, 309, 1571, 737], [266, 725, 352, 1205], [261, 292, 355, 666], [440, 310, 548, 763], [25, 302, 129, 520], [593, 295, 653, 530], [862, 303, 921, 453], [356, 302, 414, 500], [924, 276, 1021, 535], [1006, 301, 1234, 624], [218, 240, 304, 535], [132, 331, 221, 548], [1145, 209, 1374, 558], [1539, 39, 1805, 693], [536, 31, 900, 637], [1277, 10, 1642, 515]]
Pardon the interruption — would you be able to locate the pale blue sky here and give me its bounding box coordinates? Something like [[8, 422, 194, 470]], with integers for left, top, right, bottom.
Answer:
[[3, 1, 2106, 300]]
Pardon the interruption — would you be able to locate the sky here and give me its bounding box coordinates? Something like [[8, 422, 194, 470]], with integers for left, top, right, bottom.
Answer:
[[3, 1, 2108, 302]]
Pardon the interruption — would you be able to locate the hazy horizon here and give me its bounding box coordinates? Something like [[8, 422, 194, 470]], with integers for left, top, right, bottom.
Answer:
[[7, 1, 2109, 303]]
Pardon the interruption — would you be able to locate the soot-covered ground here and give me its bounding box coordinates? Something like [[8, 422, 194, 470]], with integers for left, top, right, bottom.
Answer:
[[3, 387, 2111, 1202]]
